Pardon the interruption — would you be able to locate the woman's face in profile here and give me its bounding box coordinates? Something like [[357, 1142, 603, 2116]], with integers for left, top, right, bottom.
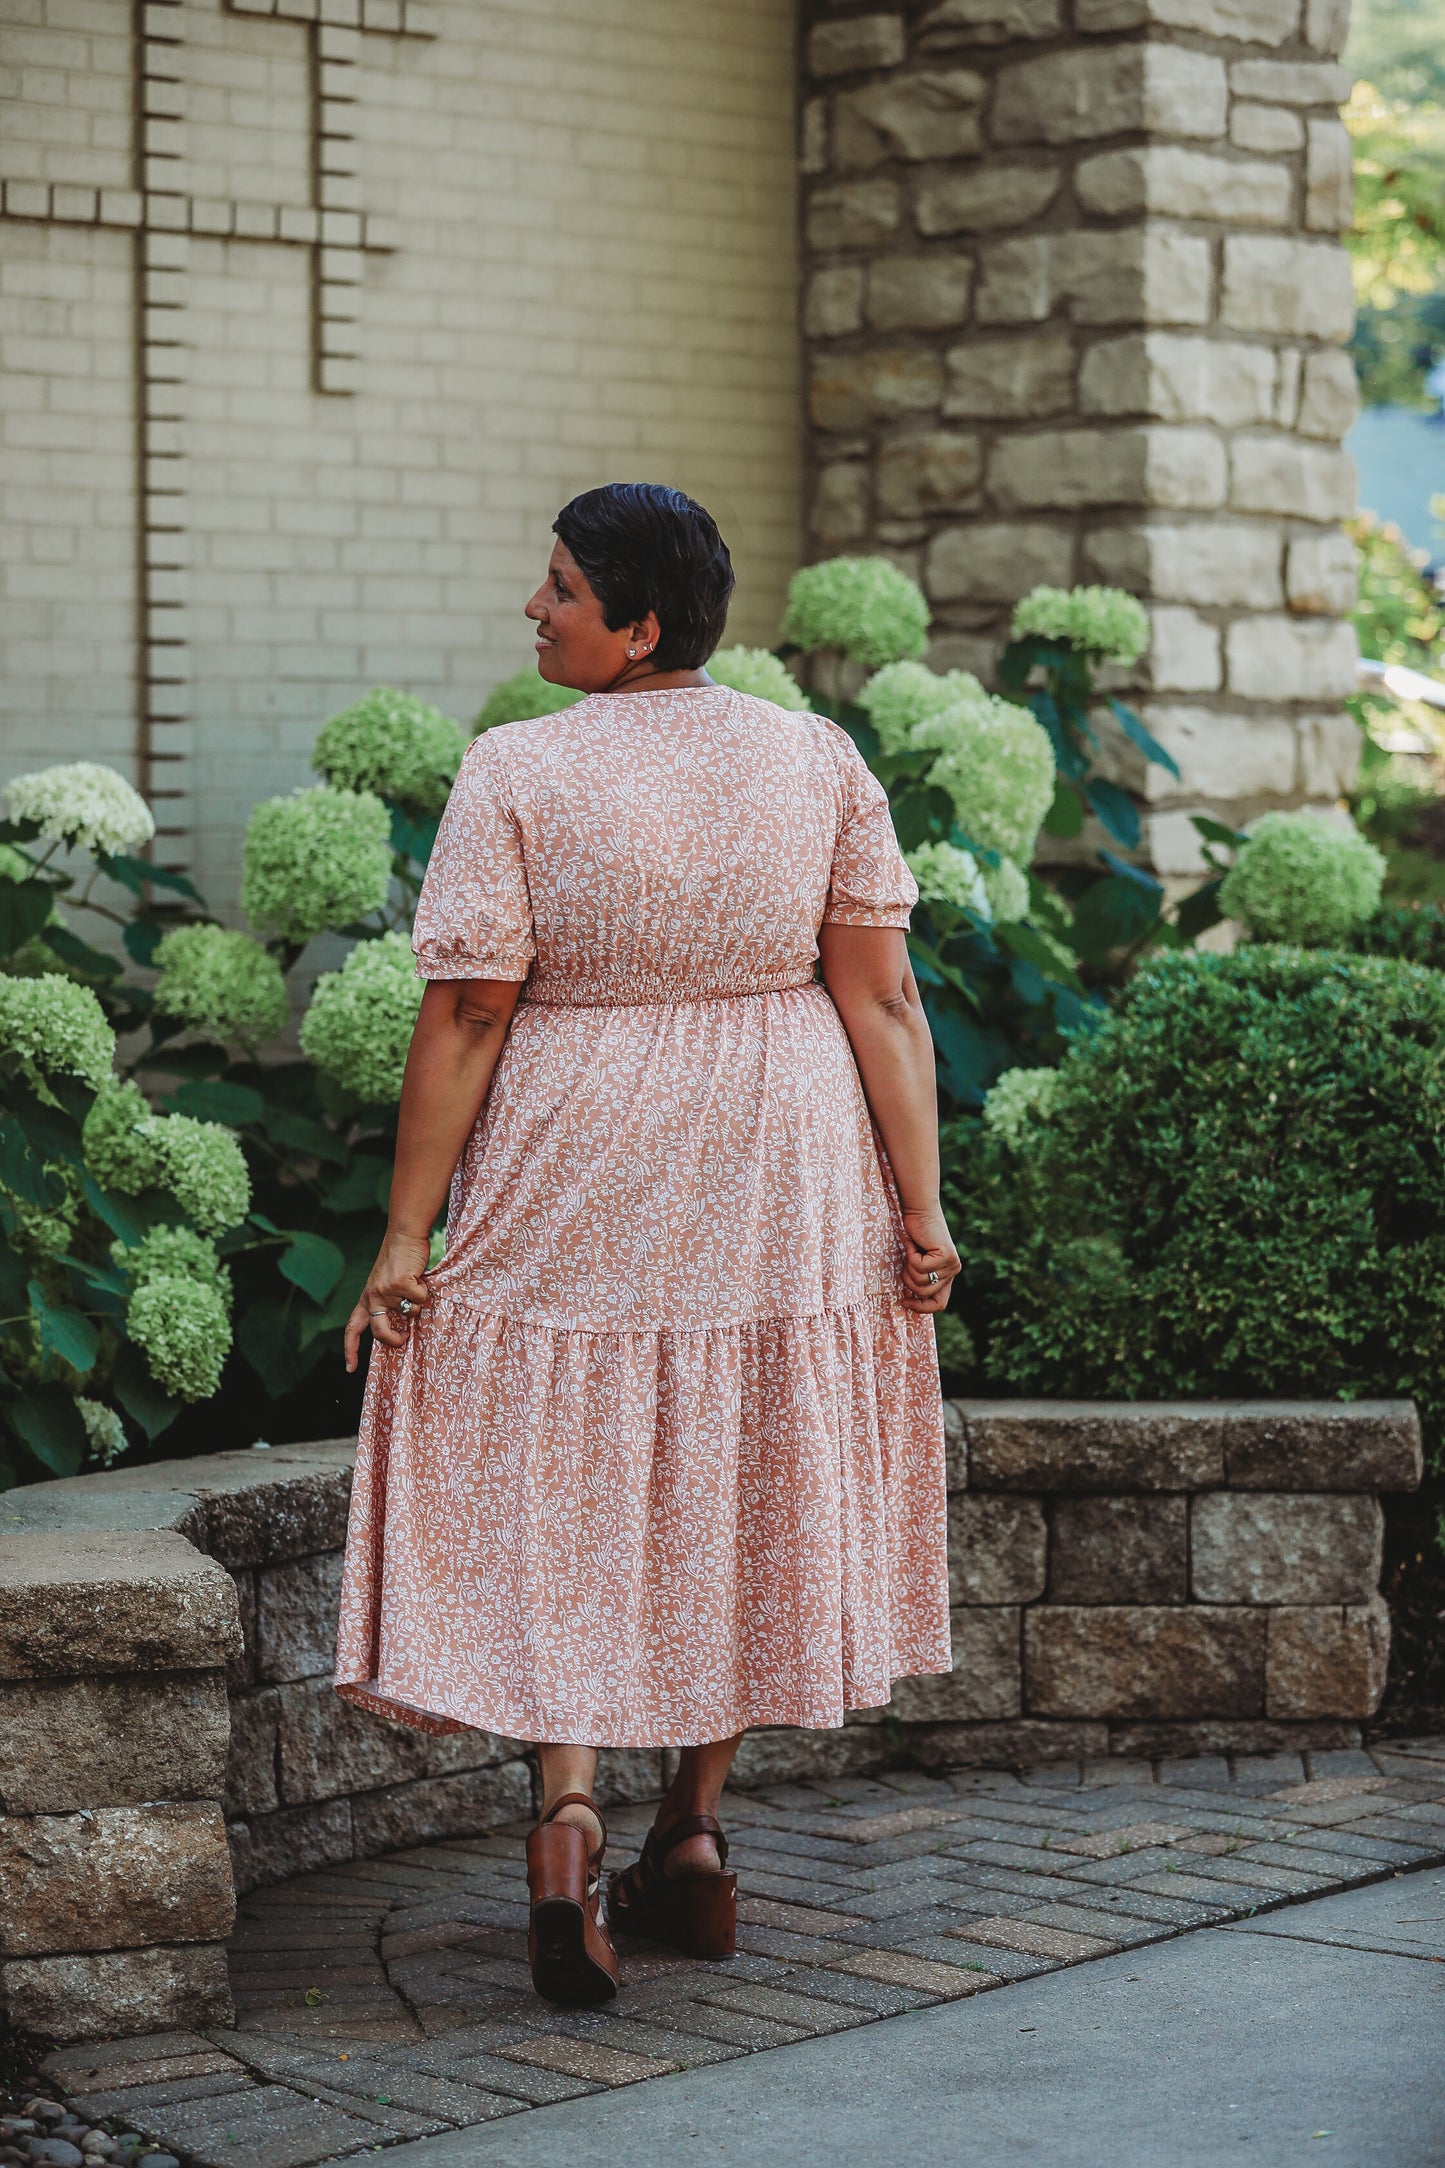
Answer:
[[525, 540, 627, 692]]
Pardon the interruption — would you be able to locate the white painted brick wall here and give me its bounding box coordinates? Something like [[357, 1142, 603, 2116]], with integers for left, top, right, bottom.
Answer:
[[0, 0, 803, 916]]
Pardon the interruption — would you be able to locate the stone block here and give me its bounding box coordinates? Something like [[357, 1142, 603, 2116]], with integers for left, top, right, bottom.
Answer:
[[1147, 609, 1223, 693], [963, 1402, 1225, 1491], [0, 1802, 234, 1957], [227, 1798, 354, 1897], [349, 1759, 532, 1854], [1222, 236, 1354, 340], [1191, 1493, 1384, 1604], [834, 71, 986, 171], [1140, 704, 1297, 799], [806, 179, 901, 253], [1297, 709, 1363, 798], [974, 236, 1052, 325], [944, 331, 1074, 421], [1286, 530, 1358, 615], [805, 266, 865, 340], [1228, 58, 1351, 104], [811, 462, 871, 544], [810, 348, 943, 433], [801, 95, 829, 177], [1297, 348, 1359, 440], [910, 1718, 1109, 1770], [1108, 1716, 1360, 1757], [1076, 147, 1291, 227], [1305, 117, 1353, 232], [226, 1567, 256, 1689], [0, 1670, 228, 1815], [989, 427, 1225, 513], [592, 1748, 665, 1805], [1085, 520, 1285, 608], [877, 430, 984, 516], [226, 1687, 280, 1818], [1223, 1402, 1422, 1491], [186, 1456, 354, 1568], [0, 1943, 233, 2046], [890, 1606, 1021, 1720], [1230, 434, 1355, 521], [255, 1550, 344, 1682], [867, 255, 974, 332], [1078, 334, 1275, 428], [917, 0, 1063, 45], [1076, 0, 1298, 33], [1231, 102, 1305, 153], [944, 1399, 968, 1489], [1304, 0, 1351, 52], [1069, 230, 1214, 329], [948, 1497, 1047, 1604], [806, 14, 907, 79], [915, 167, 1060, 243], [0, 1533, 240, 1682], [927, 520, 1076, 605], [277, 1675, 513, 1807], [1050, 1498, 1188, 1605], [993, 46, 1227, 146], [1025, 1606, 1267, 1718], [1225, 615, 1358, 701], [727, 1725, 898, 1790], [1267, 1596, 1391, 1718]]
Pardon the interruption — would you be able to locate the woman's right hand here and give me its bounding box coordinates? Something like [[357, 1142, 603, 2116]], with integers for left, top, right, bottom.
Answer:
[[899, 1201, 961, 1313], [344, 1230, 432, 1373]]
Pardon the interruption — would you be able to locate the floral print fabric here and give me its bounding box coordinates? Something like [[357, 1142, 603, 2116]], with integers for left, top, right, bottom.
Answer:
[[334, 685, 952, 1746]]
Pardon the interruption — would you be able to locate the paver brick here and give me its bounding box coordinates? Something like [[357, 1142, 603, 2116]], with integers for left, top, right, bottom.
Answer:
[[947, 1914, 1117, 1960], [497, 2036, 680, 2085], [700, 1981, 862, 2034], [825, 1947, 1002, 1995], [1050, 1820, 1191, 1858]]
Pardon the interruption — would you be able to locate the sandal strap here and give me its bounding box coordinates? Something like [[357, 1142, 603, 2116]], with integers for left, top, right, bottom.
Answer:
[[537, 1792, 608, 1863], [649, 1813, 730, 1872]]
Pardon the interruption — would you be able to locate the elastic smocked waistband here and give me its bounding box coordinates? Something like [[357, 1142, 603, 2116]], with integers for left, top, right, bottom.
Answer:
[[521, 974, 821, 1010]]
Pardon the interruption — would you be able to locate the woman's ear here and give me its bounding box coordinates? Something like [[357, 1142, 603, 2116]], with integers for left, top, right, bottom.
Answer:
[[628, 609, 662, 660]]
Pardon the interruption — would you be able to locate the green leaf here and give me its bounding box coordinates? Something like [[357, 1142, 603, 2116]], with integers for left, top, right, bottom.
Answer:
[[1176, 874, 1225, 944], [0, 1123, 62, 1210], [0, 1244, 27, 1316], [995, 921, 1083, 993], [321, 1156, 392, 1215], [278, 1231, 346, 1304], [138, 1040, 230, 1079], [29, 1279, 98, 1377], [1081, 778, 1142, 852], [1190, 814, 1248, 850], [874, 748, 938, 788], [389, 808, 441, 864], [1070, 873, 1162, 959], [263, 1106, 349, 1165], [10, 1387, 87, 1476], [0, 872, 55, 958], [238, 1294, 327, 1397], [123, 919, 163, 968], [42, 923, 124, 979], [827, 706, 881, 762], [891, 785, 955, 852], [173, 1079, 265, 1126], [1099, 849, 1164, 898], [0, 819, 40, 847], [82, 1177, 178, 1248], [112, 1339, 180, 1441], [97, 852, 203, 903], [1042, 779, 1085, 840], [1108, 696, 1181, 780]]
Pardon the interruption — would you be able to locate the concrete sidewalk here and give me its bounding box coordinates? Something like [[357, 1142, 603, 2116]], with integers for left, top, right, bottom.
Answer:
[[385, 1865, 1445, 2168]]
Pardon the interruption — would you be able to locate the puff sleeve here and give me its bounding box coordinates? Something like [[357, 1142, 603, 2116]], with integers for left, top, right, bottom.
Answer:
[[412, 730, 536, 981], [823, 736, 918, 929]]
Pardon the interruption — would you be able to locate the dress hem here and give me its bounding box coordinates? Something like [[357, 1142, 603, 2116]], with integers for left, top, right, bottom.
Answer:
[[333, 1660, 954, 1750]]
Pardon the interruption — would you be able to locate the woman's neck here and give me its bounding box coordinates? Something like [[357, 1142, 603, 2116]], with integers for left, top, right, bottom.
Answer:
[[595, 664, 713, 696]]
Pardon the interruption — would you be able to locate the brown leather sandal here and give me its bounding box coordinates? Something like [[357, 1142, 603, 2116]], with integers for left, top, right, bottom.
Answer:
[[526, 1792, 619, 2006], [607, 1813, 737, 1959]]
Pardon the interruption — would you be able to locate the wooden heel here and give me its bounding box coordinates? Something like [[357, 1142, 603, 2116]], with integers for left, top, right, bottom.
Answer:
[[526, 1795, 619, 2007], [607, 1813, 737, 1960]]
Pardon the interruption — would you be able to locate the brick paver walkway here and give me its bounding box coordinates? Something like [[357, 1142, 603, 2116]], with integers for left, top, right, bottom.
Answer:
[[44, 1738, 1445, 2168]]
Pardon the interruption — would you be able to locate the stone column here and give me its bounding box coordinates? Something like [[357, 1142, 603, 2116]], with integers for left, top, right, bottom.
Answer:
[[798, 0, 1361, 873]]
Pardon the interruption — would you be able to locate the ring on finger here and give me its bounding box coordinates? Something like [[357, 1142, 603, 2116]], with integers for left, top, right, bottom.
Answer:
[[926, 1270, 939, 1285]]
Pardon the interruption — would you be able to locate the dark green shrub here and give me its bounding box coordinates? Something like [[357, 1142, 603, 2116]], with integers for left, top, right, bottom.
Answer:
[[1351, 901, 1445, 972], [954, 946, 1445, 1468]]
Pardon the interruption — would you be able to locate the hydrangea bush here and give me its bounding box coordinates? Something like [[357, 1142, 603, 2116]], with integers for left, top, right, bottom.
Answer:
[[241, 786, 393, 944], [1219, 811, 1386, 945], [153, 924, 289, 1048], [780, 557, 931, 674], [474, 667, 583, 734], [313, 688, 466, 816], [300, 929, 423, 1104], [707, 646, 811, 710]]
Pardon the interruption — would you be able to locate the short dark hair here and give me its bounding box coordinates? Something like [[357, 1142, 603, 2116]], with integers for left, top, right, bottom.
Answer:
[[552, 482, 734, 672]]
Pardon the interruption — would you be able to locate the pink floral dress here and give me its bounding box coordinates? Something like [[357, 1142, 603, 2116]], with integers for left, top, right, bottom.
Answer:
[[334, 684, 951, 1747]]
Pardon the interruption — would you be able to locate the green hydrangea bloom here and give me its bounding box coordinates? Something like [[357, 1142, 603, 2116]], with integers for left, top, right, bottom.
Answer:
[[153, 923, 289, 1048], [979, 855, 1029, 925], [118, 1223, 232, 1304], [474, 668, 584, 735], [858, 662, 983, 754], [906, 840, 989, 917], [83, 1079, 157, 1192], [913, 692, 1056, 868], [313, 687, 466, 815], [242, 786, 392, 943], [300, 929, 423, 1104], [127, 1275, 231, 1401], [0, 973, 115, 1093], [1219, 811, 1387, 946], [4, 1160, 80, 1260], [76, 1396, 128, 1467], [1010, 585, 1150, 666], [706, 647, 811, 710], [780, 557, 930, 670], [142, 1115, 250, 1235], [933, 1312, 975, 1376], [983, 1065, 1062, 1150], [5, 761, 155, 855]]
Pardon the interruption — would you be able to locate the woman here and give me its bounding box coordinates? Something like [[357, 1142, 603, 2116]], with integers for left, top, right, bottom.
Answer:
[[335, 482, 959, 2008]]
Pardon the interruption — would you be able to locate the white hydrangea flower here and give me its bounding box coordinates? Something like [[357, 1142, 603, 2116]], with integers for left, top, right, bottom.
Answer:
[[6, 763, 155, 856], [76, 1396, 129, 1467], [906, 840, 991, 918]]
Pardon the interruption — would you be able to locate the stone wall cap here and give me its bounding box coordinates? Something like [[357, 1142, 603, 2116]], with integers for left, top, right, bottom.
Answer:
[[0, 1531, 241, 1680]]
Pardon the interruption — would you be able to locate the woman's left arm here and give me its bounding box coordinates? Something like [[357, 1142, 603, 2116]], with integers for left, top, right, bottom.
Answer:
[[344, 976, 524, 1370]]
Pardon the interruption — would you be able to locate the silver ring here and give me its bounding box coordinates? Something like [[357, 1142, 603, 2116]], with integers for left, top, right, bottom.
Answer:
[[398, 1298, 414, 1316], [926, 1271, 939, 1286], [368, 1309, 388, 1317]]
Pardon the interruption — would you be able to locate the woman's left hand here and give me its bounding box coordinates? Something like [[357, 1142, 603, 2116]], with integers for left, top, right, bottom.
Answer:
[[899, 1202, 961, 1313], [344, 1230, 432, 1373]]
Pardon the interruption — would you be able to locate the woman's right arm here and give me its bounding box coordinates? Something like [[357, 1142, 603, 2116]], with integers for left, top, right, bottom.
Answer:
[[343, 976, 523, 1370]]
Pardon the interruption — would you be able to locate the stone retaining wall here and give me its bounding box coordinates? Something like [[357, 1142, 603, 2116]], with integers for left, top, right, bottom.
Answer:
[[0, 1397, 1420, 2043]]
